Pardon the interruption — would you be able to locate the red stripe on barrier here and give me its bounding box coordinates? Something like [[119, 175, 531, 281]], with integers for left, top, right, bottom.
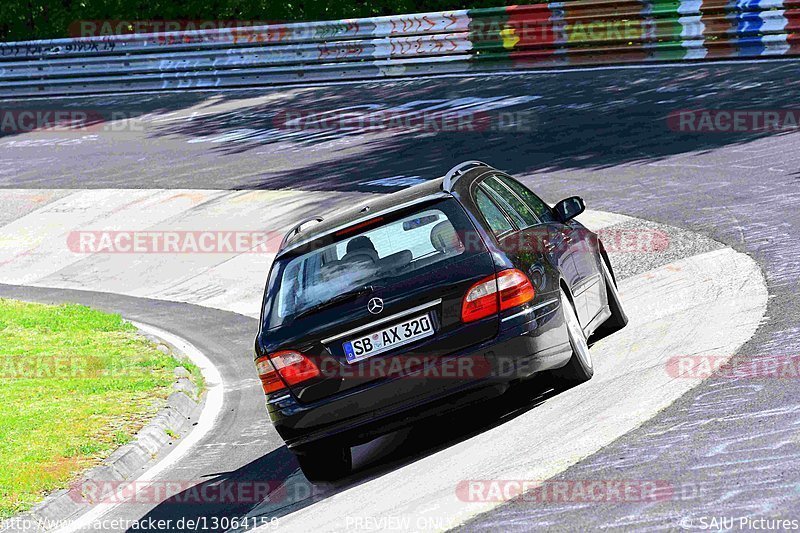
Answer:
[[788, 32, 800, 54], [508, 8, 558, 53], [704, 39, 740, 59], [784, 8, 800, 27]]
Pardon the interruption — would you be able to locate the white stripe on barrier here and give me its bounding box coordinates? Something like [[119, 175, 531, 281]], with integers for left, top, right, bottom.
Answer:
[[759, 11, 789, 33], [679, 16, 704, 39], [0, 2, 798, 97], [678, 0, 704, 16], [762, 33, 791, 55]]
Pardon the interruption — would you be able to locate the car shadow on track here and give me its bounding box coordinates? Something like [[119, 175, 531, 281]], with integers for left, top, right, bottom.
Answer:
[[131, 376, 571, 532]]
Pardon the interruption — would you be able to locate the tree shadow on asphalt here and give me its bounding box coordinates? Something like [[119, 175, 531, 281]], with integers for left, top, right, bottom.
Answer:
[[3, 60, 798, 192], [138, 60, 800, 192], [131, 375, 569, 532]]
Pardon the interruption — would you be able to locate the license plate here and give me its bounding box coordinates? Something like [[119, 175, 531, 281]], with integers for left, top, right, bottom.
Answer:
[[342, 313, 434, 364]]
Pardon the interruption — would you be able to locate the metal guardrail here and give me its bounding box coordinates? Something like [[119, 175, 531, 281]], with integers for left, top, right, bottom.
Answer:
[[1, 1, 799, 97]]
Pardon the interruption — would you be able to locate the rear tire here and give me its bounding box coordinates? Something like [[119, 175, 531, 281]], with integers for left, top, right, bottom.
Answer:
[[591, 257, 628, 341], [551, 287, 594, 384], [295, 443, 352, 483]]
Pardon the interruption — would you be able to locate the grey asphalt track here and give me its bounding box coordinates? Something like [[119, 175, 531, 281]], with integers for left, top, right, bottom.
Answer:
[[1, 59, 799, 530]]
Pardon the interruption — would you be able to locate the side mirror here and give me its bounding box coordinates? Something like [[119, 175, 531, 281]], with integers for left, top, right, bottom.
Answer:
[[554, 196, 585, 223]]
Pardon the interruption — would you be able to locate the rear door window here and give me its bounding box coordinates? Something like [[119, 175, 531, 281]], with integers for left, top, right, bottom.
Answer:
[[495, 175, 557, 224], [475, 188, 513, 237], [482, 175, 539, 228]]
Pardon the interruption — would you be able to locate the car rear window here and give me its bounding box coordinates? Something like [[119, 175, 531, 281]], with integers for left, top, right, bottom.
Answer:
[[265, 199, 482, 327]]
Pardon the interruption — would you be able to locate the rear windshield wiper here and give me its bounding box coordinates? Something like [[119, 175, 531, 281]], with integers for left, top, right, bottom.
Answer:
[[294, 285, 375, 320]]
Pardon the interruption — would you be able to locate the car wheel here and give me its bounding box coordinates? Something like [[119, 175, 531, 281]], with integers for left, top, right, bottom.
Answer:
[[551, 287, 594, 384], [295, 443, 352, 483], [601, 257, 628, 329], [591, 257, 629, 343]]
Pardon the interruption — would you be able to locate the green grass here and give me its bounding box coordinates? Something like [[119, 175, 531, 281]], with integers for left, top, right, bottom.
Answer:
[[0, 299, 201, 519]]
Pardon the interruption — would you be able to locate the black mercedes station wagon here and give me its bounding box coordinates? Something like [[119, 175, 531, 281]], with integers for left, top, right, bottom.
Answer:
[[255, 161, 627, 481]]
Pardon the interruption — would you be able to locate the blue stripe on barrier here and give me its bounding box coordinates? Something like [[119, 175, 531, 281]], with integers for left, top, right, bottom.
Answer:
[[737, 12, 766, 35], [735, 0, 782, 9], [736, 35, 768, 55]]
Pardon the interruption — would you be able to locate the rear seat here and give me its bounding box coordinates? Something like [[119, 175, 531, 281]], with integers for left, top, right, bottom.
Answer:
[[414, 220, 465, 269], [379, 250, 413, 272]]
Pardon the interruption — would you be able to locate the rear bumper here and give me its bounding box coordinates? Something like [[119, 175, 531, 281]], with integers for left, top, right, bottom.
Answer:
[[267, 298, 571, 450], [277, 378, 509, 451]]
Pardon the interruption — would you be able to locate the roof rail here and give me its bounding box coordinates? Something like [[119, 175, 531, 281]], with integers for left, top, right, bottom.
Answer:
[[442, 160, 492, 192], [279, 216, 324, 251]]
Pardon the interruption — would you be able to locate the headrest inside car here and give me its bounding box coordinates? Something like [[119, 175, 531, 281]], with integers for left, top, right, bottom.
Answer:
[[430, 221, 463, 253], [346, 236, 376, 254]]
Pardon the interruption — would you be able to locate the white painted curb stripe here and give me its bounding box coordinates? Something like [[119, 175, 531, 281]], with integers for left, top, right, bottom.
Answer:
[[56, 322, 225, 533]]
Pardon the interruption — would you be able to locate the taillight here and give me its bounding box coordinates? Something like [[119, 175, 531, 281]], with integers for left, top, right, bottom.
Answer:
[[255, 356, 285, 394], [462, 274, 500, 322], [461, 269, 535, 323], [497, 269, 536, 309], [255, 350, 320, 395]]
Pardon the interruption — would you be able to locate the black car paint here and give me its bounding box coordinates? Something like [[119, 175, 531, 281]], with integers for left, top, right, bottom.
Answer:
[[259, 197, 499, 404], [255, 166, 615, 453]]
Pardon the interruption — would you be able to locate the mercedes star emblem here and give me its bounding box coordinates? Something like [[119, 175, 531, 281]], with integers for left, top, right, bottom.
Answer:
[[367, 297, 384, 315]]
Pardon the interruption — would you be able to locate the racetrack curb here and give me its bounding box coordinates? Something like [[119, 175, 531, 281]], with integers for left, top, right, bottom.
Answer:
[[0, 322, 214, 533]]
